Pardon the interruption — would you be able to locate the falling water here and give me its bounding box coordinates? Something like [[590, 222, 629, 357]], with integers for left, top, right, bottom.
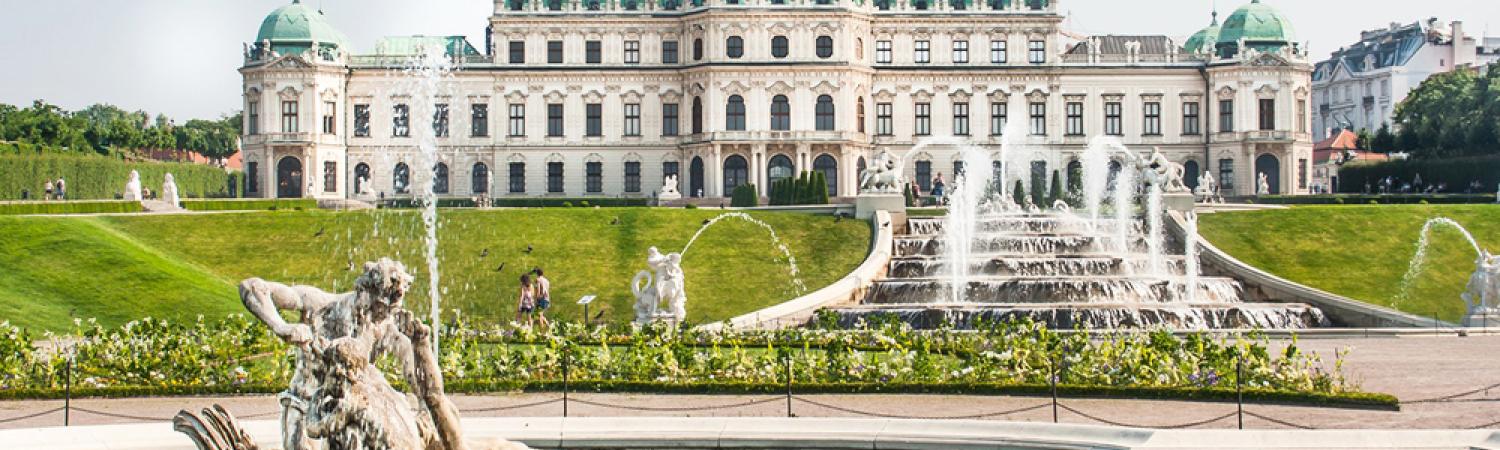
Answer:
[[404, 46, 453, 351], [1182, 211, 1201, 304], [1111, 165, 1136, 256], [1080, 137, 1114, 223], [1146, 183, 1165, 278], [1394, 217, 1485, 307], [681, 212, 807, 294]]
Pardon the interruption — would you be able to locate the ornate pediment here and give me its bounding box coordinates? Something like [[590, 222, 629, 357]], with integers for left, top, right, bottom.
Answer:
[[768, 81, 795, 96], [266, 56, 314, 70], [582, 90, 605, 103], [811, 81, 840, 95], [1026, 89, 1049, 102], [505, 90, 527, 103], [873, 89, 896, 102], [988, 87, 1009, 102], [545, 90, 566, 103], [721, 81, 750, 95], [950, 89, 972, 103], [1255, 84, 1279, 99], [621, 90, 643, 103], [912, 89, 934, 103], [546, 153, 565, 163], [278, 86, 301, 100], [660, 89, 682, 102], [507, 153, 527, 163], [1216, 85, 1237, 100], [1249, 53, 1292, 67]]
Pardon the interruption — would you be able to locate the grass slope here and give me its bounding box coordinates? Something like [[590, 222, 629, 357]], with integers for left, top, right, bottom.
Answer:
[[0, 209, 869, 332], [0, 217, 240, 331], [1199, 205, 1500, 322]]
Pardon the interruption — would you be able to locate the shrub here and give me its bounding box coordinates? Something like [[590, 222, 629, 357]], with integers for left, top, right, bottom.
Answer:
[[730, 184, 759, 207], [684, 204, 698, 210], [0, 154, 231, 200], [580, 201, 591, 208], [1048, 170, 1063, 206], [768, 171, 830, 206], [181, 199, 318, 212], [562, 201, 573, 208], [1012, 180, 1026, 206], [1336, 155, 1500, 194]]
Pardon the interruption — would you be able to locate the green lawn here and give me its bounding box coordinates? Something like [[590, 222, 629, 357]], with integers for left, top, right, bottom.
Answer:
[[1199, 205, 1500, 322], [0, 208, 870, 332]]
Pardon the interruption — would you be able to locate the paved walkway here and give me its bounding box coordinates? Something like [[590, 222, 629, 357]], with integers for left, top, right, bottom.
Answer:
[[2, 335, 1497, 430]]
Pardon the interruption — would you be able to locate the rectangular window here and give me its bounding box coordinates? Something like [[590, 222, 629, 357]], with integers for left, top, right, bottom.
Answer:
[[586, 161, 602, 193], [990, 40, 1007, 63], [353, 104, 369, 137], [547, 104, 564, 137], [471, 104, 489, 137], [661, 41, 678, 64], [1298, 158, 1308, 189], [876, 102, 893, 136], [1066, 102, 1084, 136], [1104, 102, 1122, 136], [662, 103, 679, 136], [547, 40, 563, 64], [247, 102, 259, 135], [1028, 40, 1045, 64], [548, 162, 564, 193], [1218, 159, 1235, 190], [916, 160, 932, 192], [322, 101, 336, 135], [623, 103, 641, 136], [281, 101, 298, 133], [625, 161, 641, 193], [914, 40, 930, 63], [509, 41, 525, 64], [1028, 102, 1046, 136], [393, 104, 410, 137], [586, 103, 602, 137], [509, 162, 525, 193], [1296, 99, 1307, 133], [990, 102, 1007, 135], [1182, 102, 1200, 135], [247, 162, 259, 193], [624, 40, 640, 64], [1218, 100, 1234, 133], [952, 40, 968, 63], [952, 102, 969, 136], [914, 102, 931, 136], [508, 104, 525, 137], [324, 161, 337, 192], [1143, 102, 1161, 136], [1259, 99, 1275, 131], [876, 40, 892, 63], [433, 103, 450, 138], [586, 40, 601, 64]]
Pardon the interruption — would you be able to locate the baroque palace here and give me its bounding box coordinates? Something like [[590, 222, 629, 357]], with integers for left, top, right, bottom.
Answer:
[[241, 0, 1312, 200]]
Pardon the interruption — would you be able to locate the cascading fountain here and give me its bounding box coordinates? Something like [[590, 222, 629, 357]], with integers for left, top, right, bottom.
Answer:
[[1394, 218, 1499, 327], [681, 212, 808, 295], [1182, 211, 1201, 304], [402, 45, 453, 351]]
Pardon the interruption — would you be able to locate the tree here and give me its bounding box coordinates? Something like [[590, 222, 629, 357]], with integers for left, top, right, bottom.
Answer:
[[1371, 123, 1396, 153], [1355, 128, 1372, 150], [1012, 180, 1026, 206], [1047, 170, 1063, 206]]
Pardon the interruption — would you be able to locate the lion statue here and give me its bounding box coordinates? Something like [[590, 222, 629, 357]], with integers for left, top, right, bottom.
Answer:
[[859, 150, 904, 194]]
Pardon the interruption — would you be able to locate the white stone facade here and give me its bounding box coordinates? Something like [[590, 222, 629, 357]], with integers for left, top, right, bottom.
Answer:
[[241, 0, 1316, 200]]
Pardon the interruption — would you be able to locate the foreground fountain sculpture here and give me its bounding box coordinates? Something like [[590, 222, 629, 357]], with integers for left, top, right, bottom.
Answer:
[[632, 247, 687, 324], [1463, 252, 1500, 327], [854, 149, 908, 219], [174, 258, 528, 450], [123, 170, 143, 202]]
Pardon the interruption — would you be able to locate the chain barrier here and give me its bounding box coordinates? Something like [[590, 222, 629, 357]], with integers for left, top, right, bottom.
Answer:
[[1405, 381, 1500, 404], [1057, 403, 1237, 429], [1466, 418, 1500, 430], [67, 407, 176, 422], [0, 407, 64, 424], [793, 396, 1051, 420], [1241, 410, 1316, 430], [459, 398, 565, 413], [569, 396, 784, 413]]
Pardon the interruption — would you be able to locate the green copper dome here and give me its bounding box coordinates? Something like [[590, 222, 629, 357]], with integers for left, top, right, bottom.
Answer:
[[1216, 0, 1296, 57], [255, 0, 349, 57], [1183, 11, 1221, 55]]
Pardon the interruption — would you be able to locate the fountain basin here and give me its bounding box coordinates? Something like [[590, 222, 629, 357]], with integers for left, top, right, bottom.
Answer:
[[909, 216, 1126, 235], [889, 256, 1189, 278], [896, 235, 1137, 257], [823, 303, 1330, 330], [866, 277, 1243, 305]]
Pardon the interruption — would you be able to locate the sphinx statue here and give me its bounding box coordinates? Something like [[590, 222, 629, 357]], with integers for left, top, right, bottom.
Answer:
[[175, 258, 529, 450], [123, 170, 143, 202], [162, 173, 182, 207]]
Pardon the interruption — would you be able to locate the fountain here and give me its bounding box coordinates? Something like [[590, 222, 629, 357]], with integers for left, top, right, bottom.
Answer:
[[400, 45, 454, 352], [123, 170, 143, 202], [1396, 217, 1499, 326], [161, 172, 181, 208], [681, 212, 806, 295], [828, 137, 1328, 330]]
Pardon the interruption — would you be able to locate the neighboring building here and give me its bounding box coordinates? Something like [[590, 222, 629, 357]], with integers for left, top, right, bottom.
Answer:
[[1311, 18, 1500, 141], [1310, 128, 1388, 193], [240, 0, 1316, 201]]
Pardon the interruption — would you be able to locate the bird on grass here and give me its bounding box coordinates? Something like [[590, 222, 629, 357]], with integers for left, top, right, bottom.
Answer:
[[610, 217, 619, 225], [480, 248, 489, 258], [524, 245, 533, 254], [313, 226, 326, 237], [702, 219, 712, 226], [494, 262, 507, 272]]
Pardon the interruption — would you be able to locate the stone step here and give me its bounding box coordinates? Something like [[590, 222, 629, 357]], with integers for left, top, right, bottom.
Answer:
[[822, 303, 1329, 330], [864, 277, 1242, 305]]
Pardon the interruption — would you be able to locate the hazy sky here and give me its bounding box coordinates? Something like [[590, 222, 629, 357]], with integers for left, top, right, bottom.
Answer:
[[1, 0, 1495, 119]]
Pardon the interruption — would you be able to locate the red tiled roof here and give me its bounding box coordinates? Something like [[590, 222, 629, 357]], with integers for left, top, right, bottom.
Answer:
[[1314, 129, 1360, 151]]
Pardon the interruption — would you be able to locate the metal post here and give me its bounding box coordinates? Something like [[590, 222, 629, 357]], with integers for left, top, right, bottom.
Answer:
[[582, 303, 589, 327], [64, 357, 71, 427], [562, 352, 569, 418], [1236, 358, 1244, 430], [1050, 354, 1058, 423], [785, 357, 794, 418]]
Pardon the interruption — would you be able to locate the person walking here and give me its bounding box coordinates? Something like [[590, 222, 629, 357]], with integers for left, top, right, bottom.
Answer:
[[516, 274, 536, 328], [55, 177, 66, 201], [532, 268, 552, 330], [931, 173, 947, 203], [43, 179, 53, 201]]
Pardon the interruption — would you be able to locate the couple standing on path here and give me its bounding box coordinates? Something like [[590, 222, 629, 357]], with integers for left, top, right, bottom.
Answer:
[[516, 267, 551, 329]]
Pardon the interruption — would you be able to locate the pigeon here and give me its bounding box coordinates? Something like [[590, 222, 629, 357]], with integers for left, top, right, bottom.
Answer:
[[313, 226, 326, 237], [524, 245, 533, 254], [495, 262, 506, 272], [702, 219, 712, 226], [610, 217, 619, 225], [592, 309, 606, 322], [480, 248, 489, 258]]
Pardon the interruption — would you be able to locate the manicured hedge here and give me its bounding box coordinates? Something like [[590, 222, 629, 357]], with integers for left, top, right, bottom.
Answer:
[[731, 184, 759, 207], [1337, 156, 1500, 194], [382, 198, 652, 208], [0, 201, 143, 215], [0, 154, 233, 200], [1256, 194, 1497, 205], [181, 199, 318, 211]]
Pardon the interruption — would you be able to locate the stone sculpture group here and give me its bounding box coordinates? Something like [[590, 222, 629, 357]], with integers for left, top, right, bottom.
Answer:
[[658, 175, 681, 202], [859, 149, 903, 193], [1463, 251, 1500, 325], [174, 258, 528, 450], [1142, 147, 1189, 193], [631, 247, 687, 324]]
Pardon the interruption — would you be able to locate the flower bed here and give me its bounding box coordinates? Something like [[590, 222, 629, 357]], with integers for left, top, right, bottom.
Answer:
[[0, 315, 1394, 408]]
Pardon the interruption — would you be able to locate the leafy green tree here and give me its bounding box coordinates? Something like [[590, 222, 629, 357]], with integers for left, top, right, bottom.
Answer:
[[1371, 123, 1396, 153]]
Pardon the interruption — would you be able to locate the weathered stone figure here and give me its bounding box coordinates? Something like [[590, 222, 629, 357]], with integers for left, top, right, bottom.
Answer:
[[1258, 172, 1271, 196], [124, 170, 143, 202], [632, 247, 687, 324], [1463, 251, 1500, 317], [1144, 147, 1189, 193], [859, 149, 903, 193], [162, 173, 182, 207]]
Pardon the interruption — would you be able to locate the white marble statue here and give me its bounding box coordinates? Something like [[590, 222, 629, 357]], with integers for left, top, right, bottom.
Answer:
[[632, 247, 687, 324], [859, 149, 903, 194], [1463, 251, 1500, 317], [161, 173, 181, 207], [659, 174, 681, 201], [123, 170, 143, 202], [359, 176, 374, 196], [1257, 173, 1271, 196], [1195, 172, 1220, 203], [175, 258, 529, 450], [1143, 147, 1189, 193]]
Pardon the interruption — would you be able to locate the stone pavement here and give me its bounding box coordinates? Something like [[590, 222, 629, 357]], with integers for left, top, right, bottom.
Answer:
[[2, 335, 1497, 431]]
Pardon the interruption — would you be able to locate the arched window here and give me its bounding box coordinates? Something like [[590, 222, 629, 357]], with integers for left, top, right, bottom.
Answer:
[[693, 38, 704, 61], [723, 155, 749, 196], [815, 95, 835, 131], [1183, 160, 1200, 191], [726, 36, 744, 58], [472, 162, 490, 194], [394, 162, 411, 194], [353, 163, 371, 194], [856, 97, 866, 134], [768, 155, 795, 184], [814, 154, 838, 197], [816, 36, 833, 58], [770, 95, 791, 131], [433, 162, 450, 194], [726, 95, 746, 131], [691, 97, 703, 134]]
